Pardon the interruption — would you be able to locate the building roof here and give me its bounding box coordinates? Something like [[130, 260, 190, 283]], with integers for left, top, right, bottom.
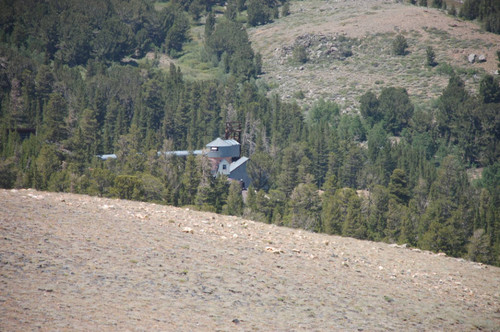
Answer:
[[206, 138, 240, 148], [230, 156, 249, 172]]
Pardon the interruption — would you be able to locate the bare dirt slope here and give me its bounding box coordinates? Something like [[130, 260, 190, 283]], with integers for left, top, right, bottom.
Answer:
[[249, 0, 500, 109], [1, 189, 499, 331]]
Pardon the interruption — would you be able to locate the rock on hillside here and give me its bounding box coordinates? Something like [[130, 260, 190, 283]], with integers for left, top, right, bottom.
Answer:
[[1, 189, 499, 331], [249, 0, 500, 109]]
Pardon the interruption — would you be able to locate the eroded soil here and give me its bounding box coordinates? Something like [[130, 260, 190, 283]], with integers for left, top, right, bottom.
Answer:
[[1, 189, 499, 331]]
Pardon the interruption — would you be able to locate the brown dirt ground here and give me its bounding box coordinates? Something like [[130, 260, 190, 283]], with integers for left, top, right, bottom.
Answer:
[[248, 0, 500, 108], [1, 189, 500, 331]]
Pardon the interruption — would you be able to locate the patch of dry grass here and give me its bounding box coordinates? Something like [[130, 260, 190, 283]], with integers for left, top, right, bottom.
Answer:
[[248, 0, 500, 109]]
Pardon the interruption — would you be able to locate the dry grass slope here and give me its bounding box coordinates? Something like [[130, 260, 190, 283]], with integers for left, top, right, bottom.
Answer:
[[248, 0, 500, 110], [1, 189, 499, 331]]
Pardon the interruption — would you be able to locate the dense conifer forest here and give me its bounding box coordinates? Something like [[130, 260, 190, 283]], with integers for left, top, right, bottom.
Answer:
[[1, 0, 499, 266]]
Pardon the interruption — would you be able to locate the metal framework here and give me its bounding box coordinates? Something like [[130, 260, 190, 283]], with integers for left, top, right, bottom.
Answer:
[[224, 121, 242, 143]]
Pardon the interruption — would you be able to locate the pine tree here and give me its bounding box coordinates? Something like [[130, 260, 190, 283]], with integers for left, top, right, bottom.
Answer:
[[388, 168, 410, 205], [479, 74, 500, 104], [322, 188, 356, 235], [342, 193, 366, 239], [426, 46, 437, 66], [288, 183, 321, 231], [392, 34, 408, 56], [226, 181, 244, 216], [282, 1, 290, 17], [205, 12, 216, 40], [35, 144, 60, 190], [180, 154, 201, 205], [41, 92, 67, 143]]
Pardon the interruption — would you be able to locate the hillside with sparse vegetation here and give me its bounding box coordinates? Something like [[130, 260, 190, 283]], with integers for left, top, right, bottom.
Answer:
[[1, 0, 500, 268]]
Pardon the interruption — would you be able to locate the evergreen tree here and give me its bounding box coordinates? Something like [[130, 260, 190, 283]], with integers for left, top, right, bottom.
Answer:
[[342, 193, 366, 239], [35, 144, 60, 190], [226, 181, 244, 216], [388, 168, 410, 205], [180, 154, 201, 205], [225, 0, 238, 20], [282, 1, 290, 17], [248, 151, 274, 190], [205, 12, 216, 40], [378, 87, 414, 135], [69, 108, 99, 164], [247, 0, 272, 26], [426, 46, 437, 66], [366, 185, 389, 240], [322, 187, 356, 235], [41, 92, 68, 143], [359, 91, 381, 127], [288, 182, 321, 231], [392, 34, 408, 56], [479, 74, 500, 104]]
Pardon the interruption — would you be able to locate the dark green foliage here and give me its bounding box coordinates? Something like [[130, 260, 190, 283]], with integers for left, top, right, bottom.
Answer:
[[448, 4, 457, 16], [459, 0, 480, 20], [426, 46, 437, 66], [459, 0, 500, 34], [205, 12, 216, 39], [188, 0, 205, 21], [282, 1, 290, 17], [288, 182, 321, 231], [0, 0, 190, 65], [432, 0, 443, 9], [389, 169, 410, 205], [225, 0, 238, 20], [418, 0, 428, 7], [308, 99, 340, 126], [41, 92, 68, 143], [112, 175, 142, 200], [205, 19, 257, 80], [0, 0, 499, 267], [360, 91, 381, 127], [342, 193, 366, 239], [392, 34, 408, 56], [0, 156, 17, 188], [180, 154, 201, 205], [226, 181, 244, 216], [164, 8, 190, 56], [479, 75, 500, 104], [247, 0, 273, 26], [378, 87, 414, 135], [247, 151, 274, 190]]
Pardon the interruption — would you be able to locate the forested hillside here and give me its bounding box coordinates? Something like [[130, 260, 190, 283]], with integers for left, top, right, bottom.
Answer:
[[1, 0, 499, 266]]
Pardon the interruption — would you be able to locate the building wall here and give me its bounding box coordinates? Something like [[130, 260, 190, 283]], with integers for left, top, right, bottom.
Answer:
[[229, 163, 251, 189], [209, 157, 232, 172], [207, 145, 240, 158]]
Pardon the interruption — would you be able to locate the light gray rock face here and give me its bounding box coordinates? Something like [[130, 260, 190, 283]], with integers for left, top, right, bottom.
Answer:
[[468, 53, 476, 63]]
